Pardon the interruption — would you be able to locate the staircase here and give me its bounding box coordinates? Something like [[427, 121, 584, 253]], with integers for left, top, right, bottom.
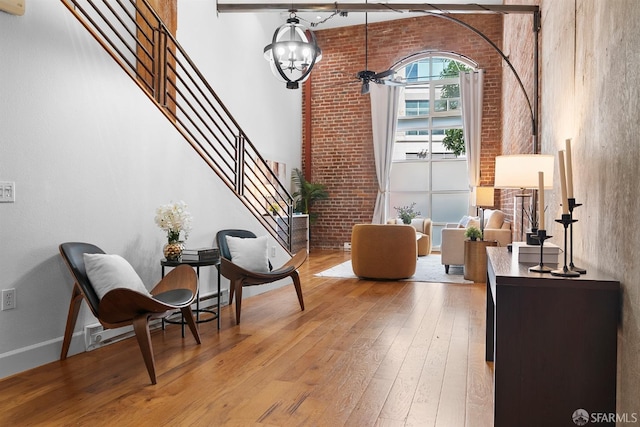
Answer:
[[60, 0, 296, 251]]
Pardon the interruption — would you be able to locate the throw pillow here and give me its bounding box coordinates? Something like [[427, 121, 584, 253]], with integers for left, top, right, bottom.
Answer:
[[83, 253, 151, 300], [458, 215, 470, 228], [486, 209, 505, 229], [466, 218, 481, 229], [225, 235, 270, 273]]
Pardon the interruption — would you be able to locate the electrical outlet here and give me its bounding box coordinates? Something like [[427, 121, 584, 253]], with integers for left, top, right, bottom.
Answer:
[[2, 288, 16, 310], [270, 246, 276, 257], [0, 181, 15, 203]]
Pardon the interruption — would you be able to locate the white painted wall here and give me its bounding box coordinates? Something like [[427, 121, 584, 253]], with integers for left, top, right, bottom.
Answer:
[[0, 0, 302, 378]]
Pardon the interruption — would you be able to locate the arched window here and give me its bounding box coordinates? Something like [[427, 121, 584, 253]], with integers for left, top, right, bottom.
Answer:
[[388, 52, 478, 248]]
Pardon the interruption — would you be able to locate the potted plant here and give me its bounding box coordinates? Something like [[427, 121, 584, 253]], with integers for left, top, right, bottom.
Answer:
[[465, 226, 482, 241], [291, 168, 329, 223], [394, 203, 420, 224], [154, 200, 193, 260]]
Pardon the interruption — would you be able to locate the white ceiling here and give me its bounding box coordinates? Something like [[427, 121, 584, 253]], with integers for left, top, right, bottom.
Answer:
[[216, 1, 508, 30]]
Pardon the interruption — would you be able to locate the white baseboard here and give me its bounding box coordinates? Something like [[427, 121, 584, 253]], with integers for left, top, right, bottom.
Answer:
[[0, 332, 85, 380], [0, 289, 229, 380]]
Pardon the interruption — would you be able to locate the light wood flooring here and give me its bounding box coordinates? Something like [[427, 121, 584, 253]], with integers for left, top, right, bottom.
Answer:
[[0, 250, 494, 426]]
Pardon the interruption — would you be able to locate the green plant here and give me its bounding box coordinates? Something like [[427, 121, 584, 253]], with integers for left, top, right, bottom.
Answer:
[[465, 226, 482, 241], [394, 203, 420, 224], [442, 128, 465, 157], [268, 202, 281, 215], [291, 168, 329, 223]]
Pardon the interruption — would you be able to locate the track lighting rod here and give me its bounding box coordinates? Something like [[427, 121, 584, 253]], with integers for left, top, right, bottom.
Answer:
[[217, 3, 539, 15]]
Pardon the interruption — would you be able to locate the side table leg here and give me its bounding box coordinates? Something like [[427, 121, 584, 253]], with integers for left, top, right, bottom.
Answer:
[[217, 269, 221, 330]]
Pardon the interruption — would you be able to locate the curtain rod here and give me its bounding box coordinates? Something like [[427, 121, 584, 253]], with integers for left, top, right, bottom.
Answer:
[[216, 3, 539, 15]]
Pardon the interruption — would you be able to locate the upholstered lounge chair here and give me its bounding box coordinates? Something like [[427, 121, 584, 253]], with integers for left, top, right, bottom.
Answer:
[[440, 210, 512, 273], [386, 217, 433, 256], [351, 224, 417, 279]]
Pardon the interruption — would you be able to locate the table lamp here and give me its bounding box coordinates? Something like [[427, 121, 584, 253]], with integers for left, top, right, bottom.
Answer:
[[494, 155, 554, 240]]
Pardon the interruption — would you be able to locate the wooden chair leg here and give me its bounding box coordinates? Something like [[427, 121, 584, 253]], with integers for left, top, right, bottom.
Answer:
[[61, 284, 84, 360], [234, 281, 243, 325], [180, 306, 201, 344], [292, 272, 305, 311], [229, 282, 235, 306], [132, 315, 156, 385]]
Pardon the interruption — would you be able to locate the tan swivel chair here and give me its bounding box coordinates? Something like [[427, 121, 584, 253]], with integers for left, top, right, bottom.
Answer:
[[351, 224, 417, 279]]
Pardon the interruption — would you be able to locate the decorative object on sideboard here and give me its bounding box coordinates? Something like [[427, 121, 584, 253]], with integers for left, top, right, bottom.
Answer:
[[155, 200, 192, 261], [565, 139, 587, 274], [551, 150, 580, 277], [567, 198, 586, 274], [523, 202, 548, 245], [529, 171, 554, 272]]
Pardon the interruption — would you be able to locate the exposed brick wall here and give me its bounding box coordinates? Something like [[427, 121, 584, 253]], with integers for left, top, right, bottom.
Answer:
[[501, 0, 540, 239], [302, 14, 504, 249]]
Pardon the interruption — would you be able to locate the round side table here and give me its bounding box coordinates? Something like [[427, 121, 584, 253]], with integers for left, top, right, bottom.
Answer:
[[463, 240, 498, 282]]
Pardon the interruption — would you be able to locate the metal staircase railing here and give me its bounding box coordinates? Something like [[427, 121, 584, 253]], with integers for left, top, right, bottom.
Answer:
[[61, 0, 296, 252]]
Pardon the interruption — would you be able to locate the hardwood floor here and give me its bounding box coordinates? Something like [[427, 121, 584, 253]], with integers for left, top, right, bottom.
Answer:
[[0, 250, 494, 426]]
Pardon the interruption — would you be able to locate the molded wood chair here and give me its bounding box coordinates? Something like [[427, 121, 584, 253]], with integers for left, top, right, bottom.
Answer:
[[59, 242, 201, 384], [215, 229, 306, 324]]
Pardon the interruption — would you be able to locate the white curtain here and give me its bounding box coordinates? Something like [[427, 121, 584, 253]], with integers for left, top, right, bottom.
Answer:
[[460, 70, 484, 190], [370, 84, 402, 224]]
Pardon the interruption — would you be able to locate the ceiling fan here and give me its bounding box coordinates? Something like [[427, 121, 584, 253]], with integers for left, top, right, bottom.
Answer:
[[356, 2, 397, 94]]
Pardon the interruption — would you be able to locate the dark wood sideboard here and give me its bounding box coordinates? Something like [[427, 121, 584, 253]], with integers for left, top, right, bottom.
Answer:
[[486, 247, 620, 427]]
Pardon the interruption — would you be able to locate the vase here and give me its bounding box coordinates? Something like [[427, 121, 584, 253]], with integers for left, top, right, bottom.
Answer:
[[163, 241, 184, 261], [526, 228, 540, 245]]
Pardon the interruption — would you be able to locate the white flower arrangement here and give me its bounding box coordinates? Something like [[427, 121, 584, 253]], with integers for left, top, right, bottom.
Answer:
[[154, 200, 192, 243]]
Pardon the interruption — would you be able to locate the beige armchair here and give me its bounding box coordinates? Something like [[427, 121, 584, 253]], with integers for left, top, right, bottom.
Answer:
[[386, 217, 432, 256], [440, 210, 512, 273]]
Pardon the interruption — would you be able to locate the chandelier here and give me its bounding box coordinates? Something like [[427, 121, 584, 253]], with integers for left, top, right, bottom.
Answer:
[[263, 14, 322, 89]]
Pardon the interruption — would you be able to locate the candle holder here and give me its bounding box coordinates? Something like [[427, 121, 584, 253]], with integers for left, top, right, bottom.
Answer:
[[551, 214, 581, 277], [529, 229, 553, 273], [568, 198, 587, 274]]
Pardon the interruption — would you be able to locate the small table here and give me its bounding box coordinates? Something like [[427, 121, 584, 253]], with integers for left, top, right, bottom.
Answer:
[[463, 239, 497, 282], [161, 257, 221, 333]]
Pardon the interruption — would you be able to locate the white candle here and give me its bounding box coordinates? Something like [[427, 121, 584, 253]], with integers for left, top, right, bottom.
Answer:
[[538, 171, 545, 229], [565, 138, 574, 199], [558, 150, 569, 214]]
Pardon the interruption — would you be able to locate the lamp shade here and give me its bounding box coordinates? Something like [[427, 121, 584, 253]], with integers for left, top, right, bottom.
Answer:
[[263, 16, 322, 89], [494, 155, 554, 189], [472, 186, 495, 207]]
